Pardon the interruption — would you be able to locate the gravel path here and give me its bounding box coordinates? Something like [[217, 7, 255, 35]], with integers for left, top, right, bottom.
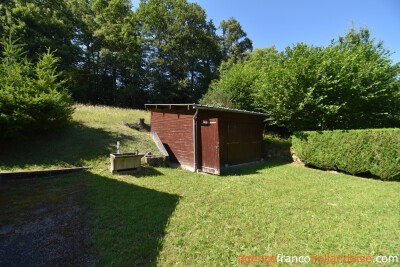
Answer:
[[0, 179, 94, 267]]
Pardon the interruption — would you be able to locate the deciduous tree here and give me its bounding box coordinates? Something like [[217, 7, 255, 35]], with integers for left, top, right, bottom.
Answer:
[[205, 28, 400, 131], [219, 17, 253, 63], [138, 0, 222, 103]]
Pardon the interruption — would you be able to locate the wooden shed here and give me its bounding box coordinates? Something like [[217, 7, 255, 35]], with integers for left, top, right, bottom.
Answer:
[[145, 104, 267, 174]]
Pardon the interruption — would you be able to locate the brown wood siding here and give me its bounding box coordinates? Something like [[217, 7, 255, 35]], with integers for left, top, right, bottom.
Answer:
[[223, 119, 263, 165], [149, 107, 265, 173], [151, 110, 195, 169], [198, 110, 264, 167]]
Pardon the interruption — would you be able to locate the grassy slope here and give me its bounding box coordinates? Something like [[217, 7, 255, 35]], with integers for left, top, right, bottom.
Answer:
[[0, 104, 158, 171], [1, 105, 399, 266]]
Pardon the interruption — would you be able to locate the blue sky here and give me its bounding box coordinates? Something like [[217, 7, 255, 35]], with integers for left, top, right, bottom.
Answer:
[[132, 0, 400, 63]]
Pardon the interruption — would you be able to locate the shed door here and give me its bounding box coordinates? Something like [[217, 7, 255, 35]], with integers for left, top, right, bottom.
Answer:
[[200, 118, 220, 174]]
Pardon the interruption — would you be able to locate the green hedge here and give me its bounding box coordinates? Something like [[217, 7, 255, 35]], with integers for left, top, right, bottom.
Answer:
[[292, 129, 400, 181]]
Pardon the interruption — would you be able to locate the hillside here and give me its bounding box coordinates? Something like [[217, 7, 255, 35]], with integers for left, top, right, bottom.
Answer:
[[0, 105, 158, 171]]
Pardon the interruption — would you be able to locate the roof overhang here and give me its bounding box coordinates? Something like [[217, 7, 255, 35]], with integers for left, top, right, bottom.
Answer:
[[145, 103, 268, 117]]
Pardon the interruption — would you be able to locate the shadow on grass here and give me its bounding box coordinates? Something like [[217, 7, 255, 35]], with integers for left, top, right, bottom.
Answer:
[[84, 171, 180, 266], [221, 160, 290, 177], [303, 163, 400, 182], [129, 166, 165, 178], [0, 122, 132, 170]]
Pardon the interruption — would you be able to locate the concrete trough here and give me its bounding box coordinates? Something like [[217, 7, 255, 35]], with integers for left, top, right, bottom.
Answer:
[[110, 153, 144, 174]]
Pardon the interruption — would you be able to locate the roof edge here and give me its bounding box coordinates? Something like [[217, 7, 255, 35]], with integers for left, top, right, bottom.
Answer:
[[145, 103, 268, 116]]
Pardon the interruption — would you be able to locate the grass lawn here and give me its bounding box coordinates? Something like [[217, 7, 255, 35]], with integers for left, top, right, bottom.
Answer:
[[1, 105, 399, 266], [85, 165, 399, 266]]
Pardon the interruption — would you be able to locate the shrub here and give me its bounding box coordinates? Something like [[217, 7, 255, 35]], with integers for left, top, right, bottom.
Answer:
[[292, 129, 400, 180], [0, 39, 73, 139], [209, 28, 400, 131]]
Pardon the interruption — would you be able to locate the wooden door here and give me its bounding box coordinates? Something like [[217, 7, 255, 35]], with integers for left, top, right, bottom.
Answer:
[[200, 118, 220, 174]]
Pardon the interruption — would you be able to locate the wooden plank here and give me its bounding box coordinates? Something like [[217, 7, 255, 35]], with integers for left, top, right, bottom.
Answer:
[[0, 167, 90, 182], [150, 131, 169, 157]]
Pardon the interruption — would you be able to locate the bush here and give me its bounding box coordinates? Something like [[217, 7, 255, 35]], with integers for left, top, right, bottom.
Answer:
[[0, 39, 73, 139], [292, 129, 400, 180]]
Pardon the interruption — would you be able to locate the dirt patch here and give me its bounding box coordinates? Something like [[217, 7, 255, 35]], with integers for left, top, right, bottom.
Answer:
[[0, 176, 94, 267]]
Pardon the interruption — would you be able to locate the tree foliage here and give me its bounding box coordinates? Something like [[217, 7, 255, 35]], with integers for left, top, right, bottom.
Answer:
[[220, 17, 253, 63], [203, 28, 400, 131], [201, 47, 280, 110], [74, 0, 144, 107], [137, 0, 222, 103], [0, 38, 73, 139], [0, 0, 231, 107], [0, 0, 257, 109], [0, 0, 80, 69]]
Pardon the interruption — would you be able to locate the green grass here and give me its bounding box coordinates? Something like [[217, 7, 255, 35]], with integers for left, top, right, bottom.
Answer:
[[85, 165, 400, 266], [0, 104, 158, 171], [1, 105, 399, 266]]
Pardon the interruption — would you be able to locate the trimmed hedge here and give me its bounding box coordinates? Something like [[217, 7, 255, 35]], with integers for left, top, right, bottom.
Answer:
[[292, 129, 400, 181]]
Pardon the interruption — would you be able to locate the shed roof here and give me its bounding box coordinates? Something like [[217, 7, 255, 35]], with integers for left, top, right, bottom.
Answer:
[[145, 103, 268, 116]]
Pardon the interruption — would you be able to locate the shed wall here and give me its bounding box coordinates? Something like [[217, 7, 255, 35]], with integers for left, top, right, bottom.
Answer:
[[151, 109, 195, 170], [197, 110, 264, 168]]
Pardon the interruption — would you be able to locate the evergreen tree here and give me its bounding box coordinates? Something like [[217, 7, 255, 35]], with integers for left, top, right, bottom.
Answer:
[[0, 38, 73, 139]]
